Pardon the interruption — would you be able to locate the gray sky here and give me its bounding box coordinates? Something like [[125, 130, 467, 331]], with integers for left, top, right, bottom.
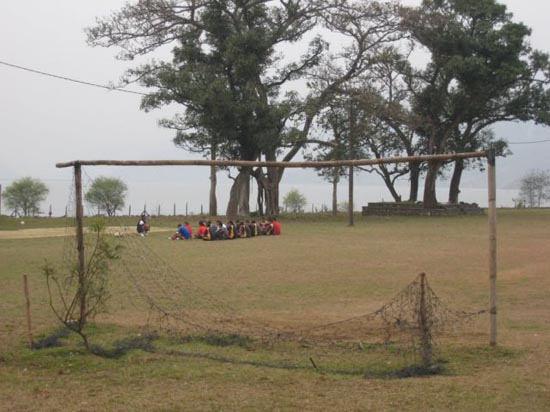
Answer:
[[0, 0, 549, 214]]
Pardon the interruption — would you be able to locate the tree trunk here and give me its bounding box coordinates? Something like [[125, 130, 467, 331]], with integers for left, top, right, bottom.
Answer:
[[423, 160, 442, 209], [385, 179, 402, 202], [332, 177, 338, 216], [252, 167, 279, 216], [266, 180, 279, 216], [378, 166, 402, 203], [263, 150, 282, 215], [209, 147, 217, 216], [448, 158, 464, 204], [256, 178, 264, 216], [226, 168, 251, 219], [408, 162, 420, 202]]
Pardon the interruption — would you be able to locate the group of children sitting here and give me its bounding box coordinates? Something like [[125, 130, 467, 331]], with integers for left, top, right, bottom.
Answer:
[[169, 218, 281, 241]]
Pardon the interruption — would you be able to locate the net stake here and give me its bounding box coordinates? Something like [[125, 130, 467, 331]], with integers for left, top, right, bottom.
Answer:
[[23, 273, 33, 348]]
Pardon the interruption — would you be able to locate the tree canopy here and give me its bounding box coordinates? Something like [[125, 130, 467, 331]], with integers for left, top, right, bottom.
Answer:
[[399, 0, 550, 207], [87, 0, 550, 211], [87, 0, 402, 215], [518, 170, 550, 207], [4, 177, 49, 217], [283, 189, 307, 213], [85, 177, 128, 216]]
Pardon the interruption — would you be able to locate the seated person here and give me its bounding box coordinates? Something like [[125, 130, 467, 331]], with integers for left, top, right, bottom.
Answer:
[[244, 221, 252, 238], [237, 221, 248, 238], [250, 220, 259, 237], [137, 214, 150, 237], [215, 220, 228, 240], [235, 221, 243, 238], [203, 221, 217, 241], [184, 221, 193, 238], [264, 218, 274, 235], [195, 221, 208, 239], [169, 223, 191, 240], [226, 221, 236, 239], [257, 221, 266, 235], [272, 217, 281, 235]]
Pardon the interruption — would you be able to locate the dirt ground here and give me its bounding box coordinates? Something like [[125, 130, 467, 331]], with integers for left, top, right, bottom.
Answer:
[[1, 212, 550, 411], [0, 226, 172, 240]]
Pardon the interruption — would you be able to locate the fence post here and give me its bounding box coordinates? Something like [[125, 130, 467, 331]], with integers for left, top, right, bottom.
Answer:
[[348, 99, 355, 227], [74, 163, 87, 324], [418, 273, 432, 367], [173, 203, 176, 216], [129, 205, 131, 216], [488, 150, 497, 346], [23, 274, 33, 348]]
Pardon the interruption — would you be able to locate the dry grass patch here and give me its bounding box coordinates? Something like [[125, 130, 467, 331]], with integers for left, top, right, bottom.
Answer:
[[1, 210, 550, 411]]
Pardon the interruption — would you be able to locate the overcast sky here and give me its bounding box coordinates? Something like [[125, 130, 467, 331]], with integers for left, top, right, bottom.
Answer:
[[0, 0, 549, 214]]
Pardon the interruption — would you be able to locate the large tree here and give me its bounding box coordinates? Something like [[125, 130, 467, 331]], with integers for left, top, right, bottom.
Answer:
[[87, 0, 402, 217], [283, 189, 307, 213], [518, 169, 550, 208], [364, 50, 427, 202], [446, 127, 509, 204], [304, 101, 349, 215], [251, 0, 402, 216], [88, 0, 327, 217], [400, 0, 550, 208], [85, 177, 128, 216], [4, 177, 49, 217]]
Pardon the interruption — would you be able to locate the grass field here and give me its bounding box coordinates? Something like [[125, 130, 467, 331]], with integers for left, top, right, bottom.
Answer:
[[1, 210, 549, 411]]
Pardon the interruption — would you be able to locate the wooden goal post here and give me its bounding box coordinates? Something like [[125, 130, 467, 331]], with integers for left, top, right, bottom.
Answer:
[[57, 150, 497, 345]]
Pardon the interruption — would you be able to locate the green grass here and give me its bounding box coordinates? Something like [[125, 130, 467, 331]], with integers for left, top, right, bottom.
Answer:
[[1, 210, 550, 411], [0, 215, 192, 231], [0, 215, 74, 230]]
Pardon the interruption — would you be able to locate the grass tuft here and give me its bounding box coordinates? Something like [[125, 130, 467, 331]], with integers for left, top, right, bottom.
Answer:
[[180, 332, 254, 348], [31, 326, 71, 350], [89, 333, 159, 358]]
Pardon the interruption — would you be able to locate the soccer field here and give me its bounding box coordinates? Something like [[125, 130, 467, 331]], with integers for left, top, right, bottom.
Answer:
[[1, 210, 549, 411]]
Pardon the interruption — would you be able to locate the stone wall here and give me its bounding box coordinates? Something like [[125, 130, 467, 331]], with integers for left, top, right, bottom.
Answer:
[[362, 202, 484, 217]]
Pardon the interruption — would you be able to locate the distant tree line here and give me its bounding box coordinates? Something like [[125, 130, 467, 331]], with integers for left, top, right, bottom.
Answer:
[[2, 169, 548, 218], [1, 176, 129, 217]]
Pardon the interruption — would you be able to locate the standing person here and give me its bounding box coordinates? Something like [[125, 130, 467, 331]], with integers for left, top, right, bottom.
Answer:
[[137, 214, 150, 237], [169, 224, 191, 240]]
